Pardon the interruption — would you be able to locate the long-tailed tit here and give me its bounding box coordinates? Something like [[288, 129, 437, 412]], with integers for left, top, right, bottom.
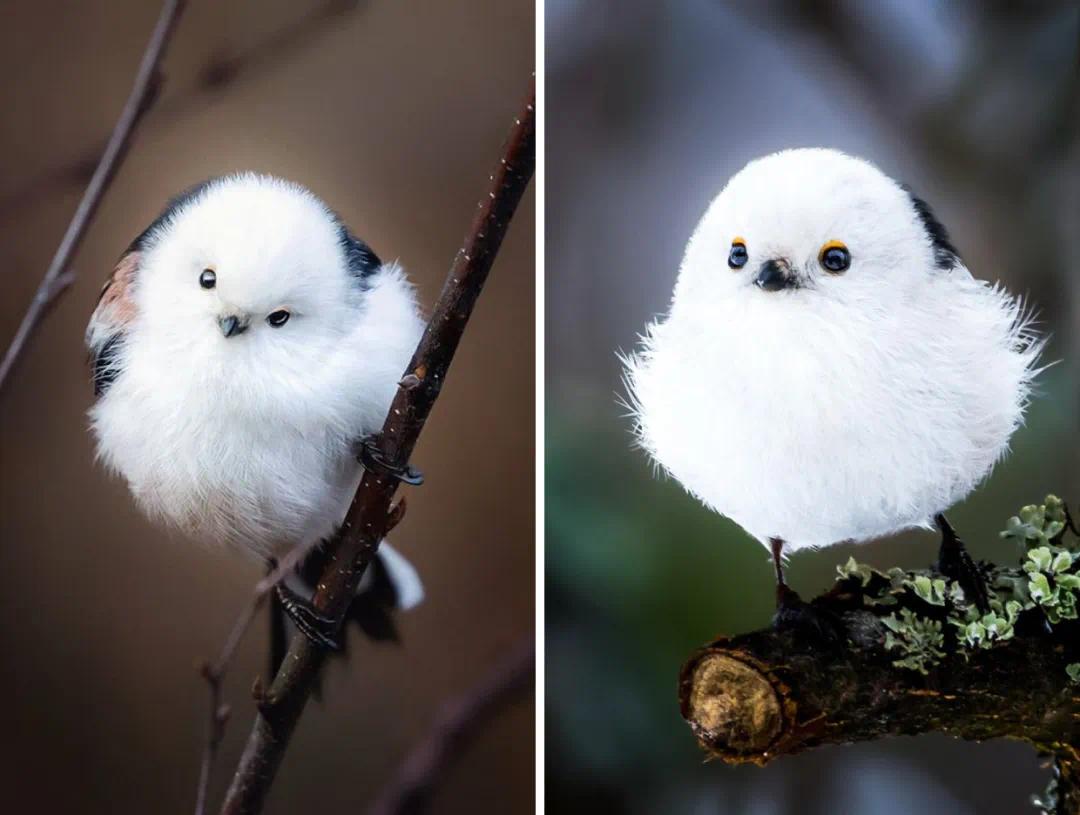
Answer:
[[625, 148, 1043, 617], [87, 173, 426, 651]]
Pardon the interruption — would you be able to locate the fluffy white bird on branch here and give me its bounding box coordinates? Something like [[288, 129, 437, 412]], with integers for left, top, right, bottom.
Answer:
[[87, 174, 425, 652], [625, 148, 1044, 620]]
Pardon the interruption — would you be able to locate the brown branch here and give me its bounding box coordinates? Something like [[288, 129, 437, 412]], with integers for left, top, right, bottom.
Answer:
[[210, 80, 534, 815], [368, 639, 535, 815], [193, 497, 408, 814], [0, 0, 187, 395], [679, 529, 1080, 814]]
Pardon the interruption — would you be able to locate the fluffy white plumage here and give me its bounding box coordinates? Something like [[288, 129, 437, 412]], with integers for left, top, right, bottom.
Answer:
[[87, 173, 425, 607], [625, 148, 1043, 553]]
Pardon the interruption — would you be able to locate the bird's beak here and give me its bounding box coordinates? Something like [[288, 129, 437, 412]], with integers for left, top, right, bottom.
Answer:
[[754, 259, 797, 292], [219, 313, 250, 338]]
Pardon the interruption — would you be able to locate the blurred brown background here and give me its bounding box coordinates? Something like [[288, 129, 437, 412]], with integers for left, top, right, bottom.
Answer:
[[0, 1, 534, 812]]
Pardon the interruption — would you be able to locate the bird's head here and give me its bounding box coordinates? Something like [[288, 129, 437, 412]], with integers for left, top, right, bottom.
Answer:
[[132, 174, 378, 375], [673, 148, 960, 314]]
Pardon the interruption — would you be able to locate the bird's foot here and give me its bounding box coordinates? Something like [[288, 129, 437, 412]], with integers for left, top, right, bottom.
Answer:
[[355, 435, 424, 486], [934, 513, 990, 613], [275, 583, 342, 652], [773, 583, 844, 644]]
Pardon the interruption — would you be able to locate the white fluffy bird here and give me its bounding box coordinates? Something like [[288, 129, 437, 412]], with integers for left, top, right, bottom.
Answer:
[[625, 148, 1043, 609], [87, 173, 425, 647]]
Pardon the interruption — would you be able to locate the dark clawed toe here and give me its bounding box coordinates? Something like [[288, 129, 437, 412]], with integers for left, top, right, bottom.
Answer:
[[772, 585, 844, 644], [935, 513, 991, 614], [275, 583, 342, 652], [355, 435, 425, 486]]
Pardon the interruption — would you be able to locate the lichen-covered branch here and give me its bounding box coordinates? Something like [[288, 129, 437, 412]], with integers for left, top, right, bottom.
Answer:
[[680, 495, 1080, 815], [215, 81, 535, 815]]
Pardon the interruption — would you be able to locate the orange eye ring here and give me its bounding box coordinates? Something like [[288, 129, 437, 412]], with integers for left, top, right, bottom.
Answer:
[[819, 240, 851, 273], [728, 237, 749, 270]]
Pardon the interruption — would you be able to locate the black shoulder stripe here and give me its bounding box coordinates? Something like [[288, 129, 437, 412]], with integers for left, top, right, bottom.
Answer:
[[902, 185, 961, 270], [126, 178, 218, 255], [337, 224, 382, 284], [92, 334, 125, 397]]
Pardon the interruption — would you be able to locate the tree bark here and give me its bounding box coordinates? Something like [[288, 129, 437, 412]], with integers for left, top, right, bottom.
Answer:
[[680, 524, 1080, 813]]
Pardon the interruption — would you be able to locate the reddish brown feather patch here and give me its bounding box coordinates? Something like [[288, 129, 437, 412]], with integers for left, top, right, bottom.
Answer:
[[95, 251, 140, 326]]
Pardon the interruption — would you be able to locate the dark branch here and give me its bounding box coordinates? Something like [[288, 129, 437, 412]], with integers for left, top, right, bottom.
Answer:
[[679, 502, 1080, 815], [369, 639, 535, 815], [213, 80, 535, 815], [0, 0, 187, 395]]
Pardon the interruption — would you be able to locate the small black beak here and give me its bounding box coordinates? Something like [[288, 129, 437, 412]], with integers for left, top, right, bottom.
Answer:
[[219, 314, 249, 338], [754, 259, 796, 292]]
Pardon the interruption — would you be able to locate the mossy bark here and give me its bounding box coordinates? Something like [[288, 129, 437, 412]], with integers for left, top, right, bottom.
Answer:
[[679, 571, 1080, 813]]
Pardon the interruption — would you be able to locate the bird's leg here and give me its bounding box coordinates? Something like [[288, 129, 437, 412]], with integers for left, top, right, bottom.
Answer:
[[935, 513, 990, 613], [275, 582, 343, 652], [355, 434, 424, 486], [771, 537, 799, 609], [770, 537, 842, 643]]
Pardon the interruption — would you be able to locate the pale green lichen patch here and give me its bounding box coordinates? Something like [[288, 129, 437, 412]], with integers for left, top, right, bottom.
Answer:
[[881, 609, 945, 675], [836, 494, 1080, 675], [1066, 663, 1080, 684], [1000, 494, 1069, 549]]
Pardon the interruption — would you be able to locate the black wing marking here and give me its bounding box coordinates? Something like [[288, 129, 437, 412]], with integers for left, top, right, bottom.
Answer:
[[92, 334, 125, 397], [903, 185, 961, 270], [337, 223, 382, 285]]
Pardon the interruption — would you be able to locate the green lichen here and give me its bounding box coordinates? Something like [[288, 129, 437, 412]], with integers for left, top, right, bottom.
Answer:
[[904, 574, 948, 606], [836, 494, 1079, 676], [881, 608, 945, 675], [1066, 663, 1080, 684], [1022, 545, 1080, 624], [1001, 494, 1068, 549], [950, 599, 1023, 650], [836, 556, 876, 586]]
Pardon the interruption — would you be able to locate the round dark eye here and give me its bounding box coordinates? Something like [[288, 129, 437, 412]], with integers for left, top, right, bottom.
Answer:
[[199, 269, 217, 289], [266, 309, 291, 327], [728, 241, 749, 269], [820, 243, 851, 273]]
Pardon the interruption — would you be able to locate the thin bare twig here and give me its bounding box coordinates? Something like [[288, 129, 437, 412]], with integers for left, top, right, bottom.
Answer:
[[368, 639, 535, 815], [194, 664, 232, 815], [0, 0, 362, 225], [0, 0, 187, 395], [203, 81, 534, 815]]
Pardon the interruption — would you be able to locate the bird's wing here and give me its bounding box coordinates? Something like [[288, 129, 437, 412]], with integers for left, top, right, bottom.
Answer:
[[86, 250, 140, 397]]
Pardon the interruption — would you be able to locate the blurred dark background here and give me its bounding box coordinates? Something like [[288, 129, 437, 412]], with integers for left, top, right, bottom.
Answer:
[[0, 1, 534, 812], [546, 1, 1077, 813]]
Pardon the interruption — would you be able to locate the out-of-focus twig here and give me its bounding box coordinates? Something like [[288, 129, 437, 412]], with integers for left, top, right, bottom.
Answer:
[[368, 639, 535, 815], [0, 0, 363, 225], [0, 0, 187, 395], [209, 80, 534, 815]]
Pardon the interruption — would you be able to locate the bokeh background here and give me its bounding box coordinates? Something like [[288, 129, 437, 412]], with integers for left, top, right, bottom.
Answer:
[[546, 1, 1078, 813], [0, 1, 533, 812]]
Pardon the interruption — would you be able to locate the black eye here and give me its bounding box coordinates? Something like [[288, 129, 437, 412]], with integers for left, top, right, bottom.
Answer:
[[820, 243, 851, 273], [266, 309, 291, 328], [728, 240, 748, 269], [199, 269, 217, 289]]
